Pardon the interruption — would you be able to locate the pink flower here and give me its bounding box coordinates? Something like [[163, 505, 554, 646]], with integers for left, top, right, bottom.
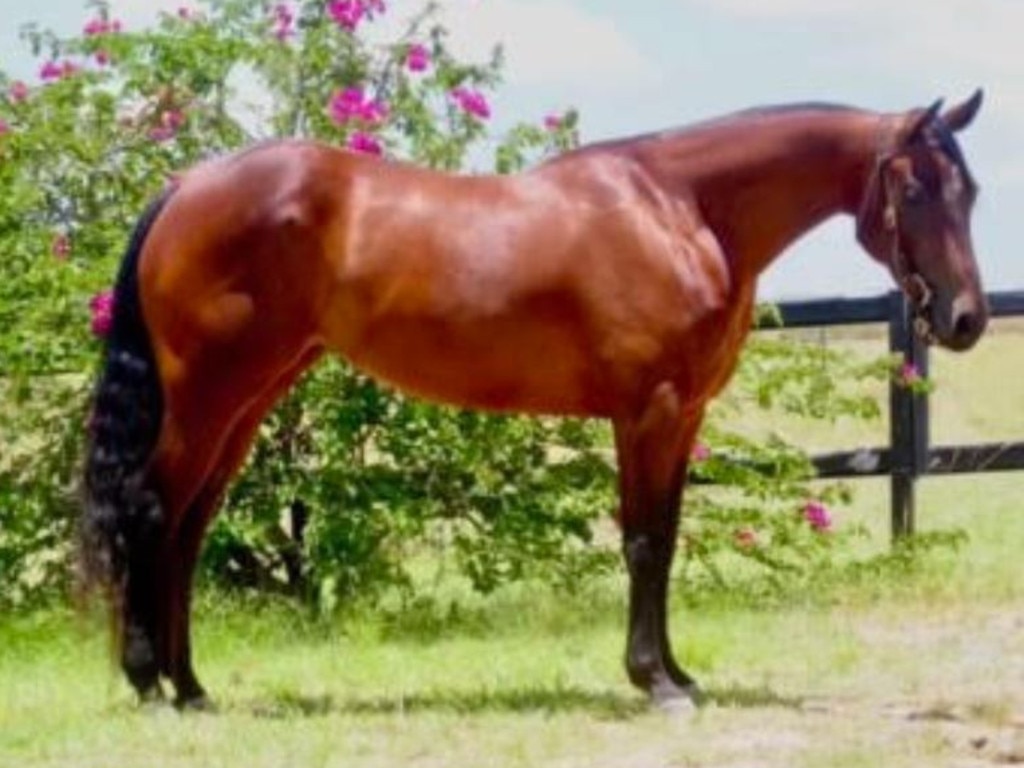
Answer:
[[177, 7, 192, 19], [734, 528, 758, 549], [803, 500, 832, 532], [273, 4, 295, 40], [451, 87, 491, 120], [360, 98, 388, 124], [38, 59, 83, 82], [690, 442, 711, 462], [329, 87, 364, 123], [328, 87, 388, 126], [83, 18, 108, 36], [95, 50, 111, 67], [327, 0, 384, 32], [328, 0, 364, 31], [89, 289, 115, 337], [347, 131, 382, 155], [52, 234, 71, 259], [39, 61, 63, 82], [83, 17, 122, 36], [9, 81, 29, 103], [149, 110, 185, 142], [406, 43, 430, 72], [544, 113, 563, 131], [163, 110, 185, 131], [899, 362, 920, 386]]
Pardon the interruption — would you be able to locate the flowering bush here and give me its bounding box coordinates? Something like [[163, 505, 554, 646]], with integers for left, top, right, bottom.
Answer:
[[0, 0, 593, 610]]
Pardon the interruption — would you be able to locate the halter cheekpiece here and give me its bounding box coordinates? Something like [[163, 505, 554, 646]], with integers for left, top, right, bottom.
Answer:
[[856, 116, 934, 325]]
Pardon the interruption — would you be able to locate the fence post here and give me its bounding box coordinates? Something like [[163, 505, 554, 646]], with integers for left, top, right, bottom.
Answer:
[[887, 290, 930, 540]]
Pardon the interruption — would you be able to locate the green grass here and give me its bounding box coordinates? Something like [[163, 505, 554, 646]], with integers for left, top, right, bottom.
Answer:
[[3, 322, 1024, 767], [4, 565, 1023, 767], [3, 466, 1023, 768]]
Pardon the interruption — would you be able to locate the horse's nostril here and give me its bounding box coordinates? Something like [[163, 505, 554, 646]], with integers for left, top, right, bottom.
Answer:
[[954, 311, 977, 340]]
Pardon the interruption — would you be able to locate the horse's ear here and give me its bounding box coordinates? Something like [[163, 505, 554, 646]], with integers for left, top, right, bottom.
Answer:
[[904, 98, 944, 143], [942, 88, 984, 133]]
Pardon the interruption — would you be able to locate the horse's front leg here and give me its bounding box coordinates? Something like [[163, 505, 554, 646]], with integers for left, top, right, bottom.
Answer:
[[614, 383, 703, 709]]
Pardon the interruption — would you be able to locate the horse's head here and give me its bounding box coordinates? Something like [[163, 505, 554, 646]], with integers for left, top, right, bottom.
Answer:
[[857, 89, 987, 351]]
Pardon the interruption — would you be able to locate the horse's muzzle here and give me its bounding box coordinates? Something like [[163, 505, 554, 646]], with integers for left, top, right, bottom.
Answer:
[[930, 292, 989, 351]]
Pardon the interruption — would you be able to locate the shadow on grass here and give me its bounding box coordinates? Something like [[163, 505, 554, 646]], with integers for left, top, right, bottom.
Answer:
[[243, 681, 804, 721], [247, 685, 647, 721], [705, 683, 805, 710]]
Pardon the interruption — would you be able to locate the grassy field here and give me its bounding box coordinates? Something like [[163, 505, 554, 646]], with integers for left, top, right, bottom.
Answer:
[[2, 322, 1023, 767]]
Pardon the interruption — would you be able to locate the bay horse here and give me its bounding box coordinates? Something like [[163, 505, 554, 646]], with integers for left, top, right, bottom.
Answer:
[[82, 90, 988, 710]]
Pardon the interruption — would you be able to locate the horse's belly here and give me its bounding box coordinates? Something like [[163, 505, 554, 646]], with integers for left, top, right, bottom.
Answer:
[[336, 315, 604, 417]]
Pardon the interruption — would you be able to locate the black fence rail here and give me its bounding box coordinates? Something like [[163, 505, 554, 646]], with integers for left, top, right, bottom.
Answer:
[[769, 289, 1024, 540]]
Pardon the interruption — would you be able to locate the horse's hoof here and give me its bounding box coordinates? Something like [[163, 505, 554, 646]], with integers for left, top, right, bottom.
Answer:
[[651, 683, 703, 716], [175, 694, 217, 713], [136, 683, 167, 709], [655, 693, 699, 717]]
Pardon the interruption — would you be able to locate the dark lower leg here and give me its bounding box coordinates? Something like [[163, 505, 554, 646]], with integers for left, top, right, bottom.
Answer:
[[143, 437, 227, 708], [614, 394, 701, 705], [121, 539, 165, 700], [623, 524, 697, 702], [166, 515, 211, 708], [168, 584, 205, 707]]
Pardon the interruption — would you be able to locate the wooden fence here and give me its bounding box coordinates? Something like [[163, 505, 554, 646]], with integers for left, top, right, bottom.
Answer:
[[771, 289, 1024, 540]]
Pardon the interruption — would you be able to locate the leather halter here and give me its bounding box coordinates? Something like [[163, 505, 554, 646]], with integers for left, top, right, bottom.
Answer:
[[856, 118, 934, 320]]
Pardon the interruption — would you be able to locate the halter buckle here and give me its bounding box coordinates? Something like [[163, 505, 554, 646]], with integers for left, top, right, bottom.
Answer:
[[883, 204, 897, 231], [903, 273, 932, 310]]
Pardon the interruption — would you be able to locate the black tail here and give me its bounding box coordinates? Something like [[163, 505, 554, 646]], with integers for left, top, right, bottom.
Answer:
[[81, 190, 174, 600]]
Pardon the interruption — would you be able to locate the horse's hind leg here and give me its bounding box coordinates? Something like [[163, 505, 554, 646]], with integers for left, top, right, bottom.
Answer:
[[125, 333, 304, 702], [123, 182, 334, 704], [118, 373, 240, 702], [614, 384, 704, 709], [163, 347, 322, 709], [119, 496, 168, 702]]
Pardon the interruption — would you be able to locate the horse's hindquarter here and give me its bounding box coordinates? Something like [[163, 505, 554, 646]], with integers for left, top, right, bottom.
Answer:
[[321, 150, 747, 417]]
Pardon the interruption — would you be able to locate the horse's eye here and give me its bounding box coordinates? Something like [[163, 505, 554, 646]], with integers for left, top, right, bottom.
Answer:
[[903, 180, 925, 204]]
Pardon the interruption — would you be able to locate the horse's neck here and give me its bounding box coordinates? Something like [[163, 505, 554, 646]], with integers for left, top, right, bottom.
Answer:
[[638, 110, 880, 281]]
